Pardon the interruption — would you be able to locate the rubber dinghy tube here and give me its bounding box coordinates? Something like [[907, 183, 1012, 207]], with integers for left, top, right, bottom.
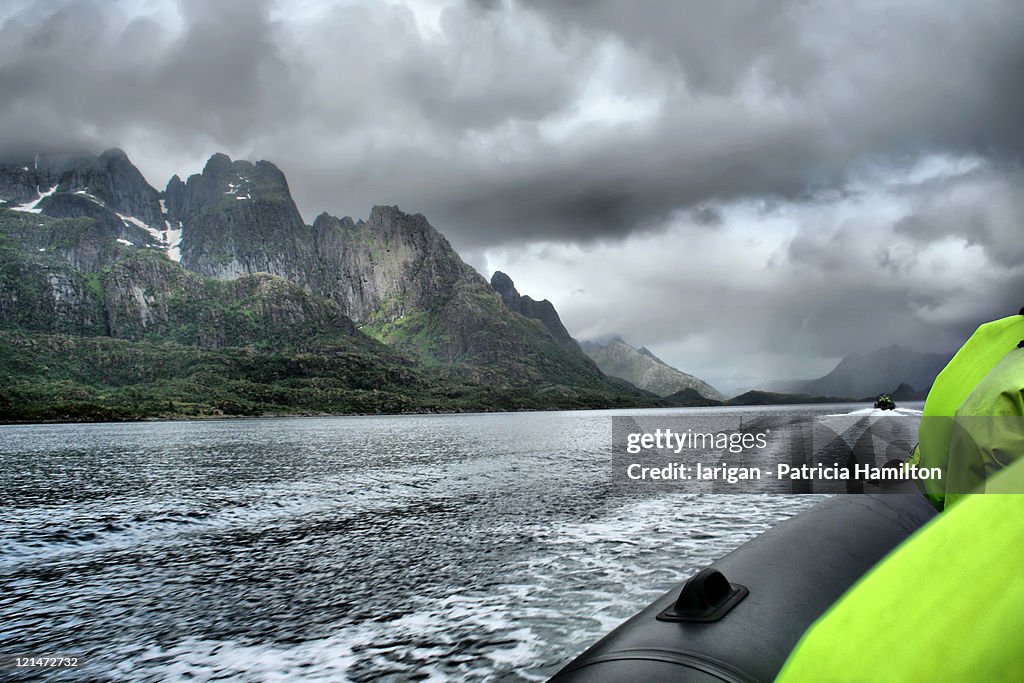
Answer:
[[548, 494, 937, 683]]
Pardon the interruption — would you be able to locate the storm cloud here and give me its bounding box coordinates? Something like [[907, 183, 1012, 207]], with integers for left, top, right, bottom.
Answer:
[[2, 0, 1023, 386]]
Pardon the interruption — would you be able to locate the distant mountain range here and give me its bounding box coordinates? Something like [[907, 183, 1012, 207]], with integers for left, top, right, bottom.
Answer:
[[580, 337, 725, 401], [765, 346, 952, 399], [0, 148, 655, 421]]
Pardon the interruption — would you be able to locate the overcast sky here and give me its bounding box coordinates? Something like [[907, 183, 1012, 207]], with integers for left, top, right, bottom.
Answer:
[[3, 0, 1023, 390]]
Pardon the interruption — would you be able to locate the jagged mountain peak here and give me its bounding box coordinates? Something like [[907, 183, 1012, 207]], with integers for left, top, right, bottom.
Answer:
[[488, 270, 576, 349], [98, 147, 130, 162], [190, 153, 291, 196], [368, 204, 406, 220], [489, 270, 555, 308], [636, 345, 668, 365], [168, 153, 310, 281], [314, 204, 473, 327], [312, 211, 355, 231], [312, 208, 599, 376], [0, 148, 160, 209], [490, 270, 518, 299], [364, 205, 438, 237], [202, 152, 233, 177], [317, 206, 437, 236]]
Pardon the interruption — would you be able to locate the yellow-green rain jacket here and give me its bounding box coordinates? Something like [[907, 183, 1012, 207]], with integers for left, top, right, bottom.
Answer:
[[775, 461, 1024, 682], [908, 314, 1024, 508]]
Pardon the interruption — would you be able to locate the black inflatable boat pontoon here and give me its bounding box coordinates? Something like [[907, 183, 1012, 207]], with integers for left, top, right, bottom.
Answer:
[[549, 494, 937, 683]]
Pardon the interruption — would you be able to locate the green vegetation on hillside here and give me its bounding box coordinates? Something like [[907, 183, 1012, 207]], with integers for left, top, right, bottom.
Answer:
[[0, 329, 655, 422], [0, 204, 655, 422]]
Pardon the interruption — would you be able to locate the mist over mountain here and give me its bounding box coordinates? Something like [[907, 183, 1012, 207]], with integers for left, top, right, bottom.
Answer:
[[580, 337, 724, 401], [0, 148, 651, 420], [765, 346, 953, 399]]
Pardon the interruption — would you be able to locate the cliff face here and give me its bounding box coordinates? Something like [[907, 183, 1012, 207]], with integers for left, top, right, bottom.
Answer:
[[313, 207, 609, 384], [0, 208, 372, 352], [313, 206, 469, 325], [0, 233, 108, 337], [169, 158, 474, 353], [169, 154, 318, 284], [166, 153, 602, 375], [581, 337, 724, 400]]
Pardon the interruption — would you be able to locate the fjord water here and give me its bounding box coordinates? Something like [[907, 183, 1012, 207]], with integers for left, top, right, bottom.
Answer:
[[1, 407, 835, 681]]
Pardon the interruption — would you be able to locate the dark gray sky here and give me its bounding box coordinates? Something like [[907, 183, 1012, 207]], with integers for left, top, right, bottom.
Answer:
[[3, 0, 1023, 390]]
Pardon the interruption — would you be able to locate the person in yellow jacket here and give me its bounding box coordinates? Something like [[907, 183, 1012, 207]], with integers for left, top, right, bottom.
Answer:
[[775, 460, 1024, 682], [908, 311, 1024, 508], [943, 342, 1024, 506]]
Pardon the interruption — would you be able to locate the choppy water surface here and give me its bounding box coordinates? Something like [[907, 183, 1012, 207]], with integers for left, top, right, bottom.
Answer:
[[0, 406, 854, 681]]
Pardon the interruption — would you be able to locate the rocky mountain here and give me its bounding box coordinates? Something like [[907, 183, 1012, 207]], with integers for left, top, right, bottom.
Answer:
[[312, 208, 467, 327], [0, 148, 649, 420], [0, 149, 163, 226], [490, 271, 577, 348], [166, 153, 317, 283], [580, 336, 724, 400], [321, 209, 617, 392], [770, 346, 951, 399], [162, 152, 609, 374]]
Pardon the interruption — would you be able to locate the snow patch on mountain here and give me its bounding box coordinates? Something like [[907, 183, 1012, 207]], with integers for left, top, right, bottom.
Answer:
[[117, 211, 166, 244], [11, 184, 58, 213], [225, 177, 252, 200], [73, 190, 105, 206], [164, 222, 183, 262]]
